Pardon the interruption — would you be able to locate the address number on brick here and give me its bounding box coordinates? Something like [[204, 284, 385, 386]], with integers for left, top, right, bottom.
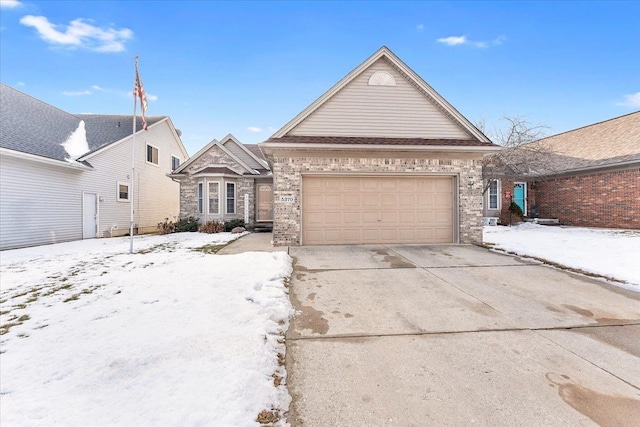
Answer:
[[278, 195, 295, 203]]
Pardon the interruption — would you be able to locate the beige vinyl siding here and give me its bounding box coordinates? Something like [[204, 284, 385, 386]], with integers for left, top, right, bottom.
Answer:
[[223, 139, 263, 170], [83, 120, 182, 236], [0, 155, 85, 250], [289, 59, 471, 139]]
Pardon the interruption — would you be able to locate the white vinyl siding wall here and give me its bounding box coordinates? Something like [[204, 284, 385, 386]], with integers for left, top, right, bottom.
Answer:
[[0, 120, 184, 249], [0, 156, 85, 249], [289, 59, 471, 139]]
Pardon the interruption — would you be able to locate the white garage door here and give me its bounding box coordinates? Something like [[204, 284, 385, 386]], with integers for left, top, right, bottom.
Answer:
[[302, 176, 455, 245]]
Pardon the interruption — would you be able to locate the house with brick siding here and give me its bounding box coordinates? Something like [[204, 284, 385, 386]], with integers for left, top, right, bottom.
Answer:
[[259, 46, 500, 246], [169, 134, 273, 228], [484, 111, 640, 229]]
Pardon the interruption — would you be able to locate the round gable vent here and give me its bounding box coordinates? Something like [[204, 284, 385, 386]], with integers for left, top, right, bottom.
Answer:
[[368, 71, 396, 86]]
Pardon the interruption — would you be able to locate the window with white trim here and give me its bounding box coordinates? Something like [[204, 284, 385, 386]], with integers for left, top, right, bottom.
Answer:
[[488, 180, 499, 210], [198, 183, 204, 214], [208, 182, 219, 214], [226, 182, 236, 214], [146, 144, 159, 165], [171, 155, 180, 171], [117, 182, 130, 202]]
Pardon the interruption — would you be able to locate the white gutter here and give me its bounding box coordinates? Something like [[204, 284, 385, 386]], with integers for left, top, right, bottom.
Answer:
[[260, 142, 502, 153], [0, 147, 94, 171]]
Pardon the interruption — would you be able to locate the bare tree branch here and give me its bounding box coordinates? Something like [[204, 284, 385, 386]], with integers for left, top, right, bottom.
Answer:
[[481, 115, 554, 193]]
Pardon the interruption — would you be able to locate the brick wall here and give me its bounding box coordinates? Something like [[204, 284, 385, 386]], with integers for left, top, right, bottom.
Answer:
[[270, 153, 484, 245], [532, 168, 640, 229], [177, 145, 257, 224]]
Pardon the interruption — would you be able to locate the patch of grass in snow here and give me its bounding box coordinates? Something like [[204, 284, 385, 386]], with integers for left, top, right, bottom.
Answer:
[[0, 314, 30, 335], [137, 243, 177, 254], [192, 243, 226, 254], [256, 410, 280, 425]]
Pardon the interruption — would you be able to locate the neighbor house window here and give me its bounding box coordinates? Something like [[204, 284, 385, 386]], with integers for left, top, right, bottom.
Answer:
[[171, 155, 180, 171], [198, 183, 204, 214], [117, 182, 130, 202], [146, 144, 159, 165], [208, 182, 219, 214], [488, 180, 499, 210], [226, 182, 236, 214]]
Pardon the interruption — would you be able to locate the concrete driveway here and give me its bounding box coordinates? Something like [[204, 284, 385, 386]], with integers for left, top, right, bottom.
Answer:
[[285, 244, 640, 426]]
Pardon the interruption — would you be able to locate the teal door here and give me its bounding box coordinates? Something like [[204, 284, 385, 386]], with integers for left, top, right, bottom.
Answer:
[[513, 182, 526, 215]]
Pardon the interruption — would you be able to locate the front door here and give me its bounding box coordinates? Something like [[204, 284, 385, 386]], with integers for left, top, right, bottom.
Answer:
[[513, 182, 527, 216], [256, 183, 273, 222], [83, 192, 98, 239]]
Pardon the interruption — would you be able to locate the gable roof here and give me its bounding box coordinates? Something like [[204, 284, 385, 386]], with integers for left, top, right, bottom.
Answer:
[[501, 112, 640, 178], [269, 46, 491, 144], [220, 134, 269, 170], [529, 111, 640, 161], [1, 83, 81, 162], [172, 134, 267, 175], [0, 83, 185, 164]]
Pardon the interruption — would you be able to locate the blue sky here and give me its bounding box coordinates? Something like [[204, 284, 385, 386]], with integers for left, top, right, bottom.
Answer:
[[1, 0, 638, 155]]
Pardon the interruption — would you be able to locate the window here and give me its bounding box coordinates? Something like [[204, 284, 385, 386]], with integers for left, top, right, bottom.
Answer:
[[198, 183, 204, 214], [208, 182, 219, 214], [146, 144, 158, 165], [171, 155, 180, 171], [226, 182, 236, 214], [488, 180, 499, 210], [117, 182, 130, 202]]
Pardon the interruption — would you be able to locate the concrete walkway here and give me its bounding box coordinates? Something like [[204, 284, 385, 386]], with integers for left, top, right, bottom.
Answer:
[[216, 232, 287, 255], [285, 244, 640, 426]]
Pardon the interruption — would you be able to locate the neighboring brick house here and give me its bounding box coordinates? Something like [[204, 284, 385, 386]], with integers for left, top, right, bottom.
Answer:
[[484, 111, 640, 229], [170, 134, 273, 227], [259, 46, 500, 246]]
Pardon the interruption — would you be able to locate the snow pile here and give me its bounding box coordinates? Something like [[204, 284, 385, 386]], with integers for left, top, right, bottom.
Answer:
[[484, 223, 640, 291], [0, 232, 293, 426], [61, 120, 89, 159]]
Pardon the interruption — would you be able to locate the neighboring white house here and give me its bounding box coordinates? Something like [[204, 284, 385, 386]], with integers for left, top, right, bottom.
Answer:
[[0, 83, 189, 250]]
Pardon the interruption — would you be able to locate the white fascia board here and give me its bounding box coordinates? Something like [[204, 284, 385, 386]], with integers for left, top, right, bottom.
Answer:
[[173, 138, 219, 173], [213, 141, 260, 175], [221, 134, 270, 170], [164, 116, 190, 159], [0, 147, 94, 171], [78, 118, 168, 161]]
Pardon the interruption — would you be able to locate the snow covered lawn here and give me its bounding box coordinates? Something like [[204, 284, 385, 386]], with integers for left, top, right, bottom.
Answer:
[[0, 232, 294, 426], [483, 223, 640, 291]]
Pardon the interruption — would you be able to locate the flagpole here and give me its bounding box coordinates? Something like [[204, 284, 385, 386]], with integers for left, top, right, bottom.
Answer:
[[130, 55, 138, 254]]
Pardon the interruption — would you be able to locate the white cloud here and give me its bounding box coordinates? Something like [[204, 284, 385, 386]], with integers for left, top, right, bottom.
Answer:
[[0, 0, 22, 9], [247, 126, 262, 133], [437, 34, 506, 48], [17, 81, 25, 86], [267, 126, 275, 132], [616, 92, 640, 108], [147, 94, 158, 102], [437, 35, 467, 46], [63, 90, 92, 96], [91, 85, 107, 92], [19, 15, 133, 52], [416, 24, 424, 32]]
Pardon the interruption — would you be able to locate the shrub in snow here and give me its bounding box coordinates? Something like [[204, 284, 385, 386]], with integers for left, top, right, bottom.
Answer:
[[175, 216, 199, 232], [199, 220, 224, 234], [157, 218, 175, 234], [224, 218, 245, 232]]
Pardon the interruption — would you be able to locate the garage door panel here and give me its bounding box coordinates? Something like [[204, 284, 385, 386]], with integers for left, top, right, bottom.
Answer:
[[303, 176, 454, 245]]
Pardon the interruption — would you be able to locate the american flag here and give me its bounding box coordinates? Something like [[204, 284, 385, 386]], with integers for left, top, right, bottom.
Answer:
[[134, 60, 148, 131]]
